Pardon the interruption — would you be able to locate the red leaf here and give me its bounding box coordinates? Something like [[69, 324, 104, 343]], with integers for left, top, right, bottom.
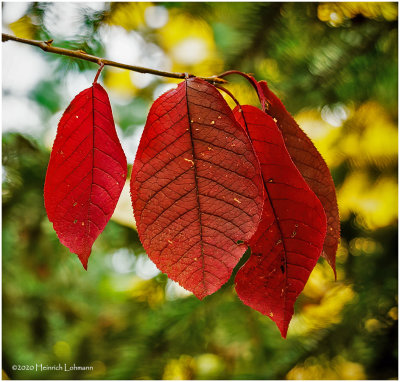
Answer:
[[44, 83, 127, 269], [259, 81, 340, 276], [130, 78, 264, 299], [233, 105, 327, 338]]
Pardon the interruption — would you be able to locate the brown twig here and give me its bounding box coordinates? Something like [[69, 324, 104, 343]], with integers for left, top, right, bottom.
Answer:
[[2, 33, 227, 84]]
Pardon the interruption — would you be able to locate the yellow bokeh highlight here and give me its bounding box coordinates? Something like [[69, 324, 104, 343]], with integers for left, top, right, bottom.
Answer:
[[302, 262, 333, 300], [341, 102, 398, 168], [53, 341, 71, 360], [103, 67, 137, 97], [294, 110, 343, 168], [106, 2, 150, 30], [129, 277, 164, 308], [287, 355, 366, 380], [290, 262, 355, 335], [257, 58, 282, 83], [88, 360, 107, 378], [194, 353, 224, 379], [221, 82, 260, 110], [9, 16, 37, 39], [112, 181, 136, 229], [318, 2, 398, 26], [163, 355, 195, 380], [302, 284, 355, 326], [364, 318, 385, 332], [338, 172, 397, 230], [388, 306, 398, 321], [158, 10, 222, 76], [349, 237, 382, 257]]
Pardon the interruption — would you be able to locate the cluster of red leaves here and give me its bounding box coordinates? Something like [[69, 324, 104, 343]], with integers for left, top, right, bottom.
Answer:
[[45, 72, 339, 337]]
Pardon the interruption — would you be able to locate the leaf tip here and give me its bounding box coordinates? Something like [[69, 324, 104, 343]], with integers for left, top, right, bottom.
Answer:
[[277, 323, 289, 339], [78, 253, 90, 270]]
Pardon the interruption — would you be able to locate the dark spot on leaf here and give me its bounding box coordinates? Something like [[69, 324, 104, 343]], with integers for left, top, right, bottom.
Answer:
[[236, 240, 244, 245], [280, 265, 285, 273]]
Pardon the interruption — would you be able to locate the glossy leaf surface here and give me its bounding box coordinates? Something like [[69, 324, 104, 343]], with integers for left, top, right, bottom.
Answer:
[[44, 83, 127, 269], [259, 81, 340, 275], [234, 105, 327, 338], [131, 78, 264, 299]]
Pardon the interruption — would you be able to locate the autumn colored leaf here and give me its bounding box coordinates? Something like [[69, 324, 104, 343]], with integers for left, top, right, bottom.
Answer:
[[233, 105, 327, 338], [44, 83, 127, 269], [258, 81, 340, 276], [130, 77, 264, 299]]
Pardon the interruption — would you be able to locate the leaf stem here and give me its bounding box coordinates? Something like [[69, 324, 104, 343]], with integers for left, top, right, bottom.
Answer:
[[216, 85, 241, 109], [92, 61, 105, 84], [2, 33, 227, 84]]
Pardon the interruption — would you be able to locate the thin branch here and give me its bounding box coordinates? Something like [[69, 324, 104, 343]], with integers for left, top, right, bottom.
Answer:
[[2, 33, 227, 84]]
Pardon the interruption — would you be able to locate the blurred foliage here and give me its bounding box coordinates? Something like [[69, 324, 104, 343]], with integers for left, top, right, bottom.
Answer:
[[2, 2, 397, 380]]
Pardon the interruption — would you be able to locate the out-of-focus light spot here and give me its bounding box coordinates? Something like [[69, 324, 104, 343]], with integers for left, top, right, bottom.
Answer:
[[321, 104, 349, 127], [2, 166, 7, 184], [100, 26, 144, 64], [9, 15, 36, 39], [194, 354, 223, 379], [139, 43, 172, 72], [330, 12, 340, 22], [112, 181, 136, 229], [82, 3, 107, 12], [3, 95, 43, 136], [339, 360, 366, 380], [53, 341, 71, 360], [388, 307, 398, 320], [172, 38, 208, 65], [44, 110, 63, 149], [89, 360, 107, 377], [100, 26, 169, 94], [287, 356, 366, 380], [135, 255, 160, 279], [130, 72, 153, 89], [104, 67, 136, 98], [153, 83, 177, 100], [257, 58, 281, 83], [63, 71, 93, 101], [106, 2, 148, 30], [43, 3, 84, 40], [165, 279, 192, 300], [163, 355, 194, 380], [291, 283, 356, 336], [2, 2, 30, 24], [302, 263, 331, 299], [145, 6, 169, 29], [338, 173, 397, 229], [118, 124, 144, 164], [295, 109, 339, 139], [111, 249, 136, 274], [318, 2, 398, 26], [117, 123, 144, 164], [364, 318, 385, 332], [3, 44, 50, 95], [349, 237, 382, 257], [129, 277, 165, 307]]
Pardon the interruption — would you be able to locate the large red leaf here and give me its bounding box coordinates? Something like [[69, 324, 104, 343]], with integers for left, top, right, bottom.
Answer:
[[130, 77, 264, 299], [233, 105, 327, 338], [259, 81, 340, 276], [44, 83, 127, 269]]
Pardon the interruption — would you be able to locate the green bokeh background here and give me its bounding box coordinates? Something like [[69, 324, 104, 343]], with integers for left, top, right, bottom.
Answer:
[[2, 2, 398, 380]]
